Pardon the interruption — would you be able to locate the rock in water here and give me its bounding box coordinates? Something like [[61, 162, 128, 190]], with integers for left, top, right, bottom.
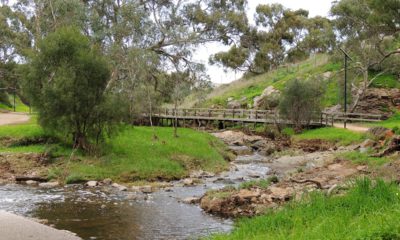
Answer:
[[183, 178, 194, 186], [86, 181, 98, 187], [181, 197, 201, 204], [140, 186, 153, 194], [26, 180, 38, 186], [102, 178, 112, 185], [111, 183, 127, 191], [39, 182, 59, 188]]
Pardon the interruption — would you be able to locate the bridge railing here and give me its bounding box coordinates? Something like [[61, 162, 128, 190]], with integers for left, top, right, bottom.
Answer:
[[154, 108, 383, 125], [157, 108, 277, 120], [322, 111, 383, 124]]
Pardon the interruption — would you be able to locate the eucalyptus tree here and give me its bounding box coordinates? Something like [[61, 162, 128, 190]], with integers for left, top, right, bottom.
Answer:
[[331, 0, 400, 111], [210, 3, 336, 74]]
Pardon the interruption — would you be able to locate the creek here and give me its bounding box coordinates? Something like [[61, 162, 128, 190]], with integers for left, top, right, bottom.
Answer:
[[0, 145, 271, 240]]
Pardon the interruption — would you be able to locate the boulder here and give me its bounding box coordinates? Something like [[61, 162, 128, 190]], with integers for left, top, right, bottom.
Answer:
[[26, 180, 38, 186], [131, 186, 141, 192], [102, 178, 112, 185], [111, 183, 127, 191], [183, 178, 195, 186], [86, 181, 98, 187], [269, 186, 293, 201], [253, 86, 280, 109], [140, 185, 153, 194], [322, 71, 332, 80], [227, 100, 241, 109], [181, 197, 201, 204], [39, 181, 59, 188], [235, 189, 261, 201]]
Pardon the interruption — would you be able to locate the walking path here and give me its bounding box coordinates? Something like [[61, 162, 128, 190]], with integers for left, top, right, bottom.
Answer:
[[0, 113, 30, 126], [333, 122, 370, 133], [0, 211, 81, 240]]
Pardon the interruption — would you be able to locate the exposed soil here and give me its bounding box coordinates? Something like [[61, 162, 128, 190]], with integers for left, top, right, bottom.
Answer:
[[0, 153, 49, 181]]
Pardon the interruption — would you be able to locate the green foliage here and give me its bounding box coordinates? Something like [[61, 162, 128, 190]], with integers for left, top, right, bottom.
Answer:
[[370, 112, 400, 129], [339, 151, 391, 166], [22, 27, 122, 149], [281, 127, 295, 136], [239, 179, 271, 190], [68, 126, 229, 181], [210, 179, 400, 240], [0, 122, 229, 182], [294, 127, 365, 145], [279, 78, 325, 130], [370, 73, 400, 89], [195, 55, 347, 109]]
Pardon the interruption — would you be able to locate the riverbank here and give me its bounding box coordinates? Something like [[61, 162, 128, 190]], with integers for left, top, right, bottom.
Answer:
[[0, 121, 232, 184]]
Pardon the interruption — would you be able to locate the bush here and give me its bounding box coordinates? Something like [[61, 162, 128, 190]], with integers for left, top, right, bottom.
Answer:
[[22, 27, 123, 151], [279, 79, 324, 131]]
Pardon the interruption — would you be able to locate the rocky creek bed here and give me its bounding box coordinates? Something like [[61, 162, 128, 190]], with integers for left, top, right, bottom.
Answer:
[[0, 129, 371, 239]]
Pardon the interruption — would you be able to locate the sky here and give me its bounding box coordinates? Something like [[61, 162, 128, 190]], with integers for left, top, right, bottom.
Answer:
[[198, 0, 336, 84]]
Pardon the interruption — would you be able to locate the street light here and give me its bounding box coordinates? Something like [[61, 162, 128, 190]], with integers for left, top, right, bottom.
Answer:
[[339, 48, 353, 129]]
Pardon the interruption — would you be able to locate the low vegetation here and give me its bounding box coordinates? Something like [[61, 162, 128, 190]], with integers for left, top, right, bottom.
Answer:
[[210, 178, 400, 240], [293, 127, 366, 145], [0, 122, 230, 183], [339, 151, 392, 167]]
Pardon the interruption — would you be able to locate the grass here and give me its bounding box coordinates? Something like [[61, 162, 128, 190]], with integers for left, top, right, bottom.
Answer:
[[370, 112, 400, 129], [0, 95, 30, 113], [239, 179, 271, 190], [0, 122, 230, 182], [294, 127, 366, 145], [339, 151, 391, 166], [370, 73, 400, 89], [210, 178, 400, 240], [188, 54, 360, 109]]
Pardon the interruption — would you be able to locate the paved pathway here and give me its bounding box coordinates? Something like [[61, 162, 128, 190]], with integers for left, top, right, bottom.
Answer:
[[0, 211, 81, 240], [0, 113, 30, 126]]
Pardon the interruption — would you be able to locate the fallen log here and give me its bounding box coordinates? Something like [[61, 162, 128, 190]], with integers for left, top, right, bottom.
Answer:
[[15, 176, 48, 182], [290, 178, 323, 189]]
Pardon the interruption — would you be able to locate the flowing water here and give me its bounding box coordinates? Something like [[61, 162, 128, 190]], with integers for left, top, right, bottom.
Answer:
[[0, 145, 270, 240]]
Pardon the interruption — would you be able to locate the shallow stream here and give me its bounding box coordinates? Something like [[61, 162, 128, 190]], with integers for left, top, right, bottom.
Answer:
[[0, 145, 271, 240]]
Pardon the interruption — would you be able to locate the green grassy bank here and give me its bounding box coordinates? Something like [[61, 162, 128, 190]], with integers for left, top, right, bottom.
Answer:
[[210, 179, 400, 240], [293, 127, 366, 145], [0, 122, 230, 183]]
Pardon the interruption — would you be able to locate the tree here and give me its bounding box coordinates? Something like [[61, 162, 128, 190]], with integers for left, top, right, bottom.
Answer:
[[279, 78, 324, 131], [331, 0, 400, 112], [210, 3, 335, 74], [23, 27, 118, 150]]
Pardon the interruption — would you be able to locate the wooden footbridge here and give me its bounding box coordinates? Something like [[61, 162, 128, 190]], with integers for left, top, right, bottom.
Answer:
[[150, 108, 383, 127]]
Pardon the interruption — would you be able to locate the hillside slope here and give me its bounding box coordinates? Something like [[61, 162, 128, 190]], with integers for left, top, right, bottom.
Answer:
[[185, 54, 399, 114]]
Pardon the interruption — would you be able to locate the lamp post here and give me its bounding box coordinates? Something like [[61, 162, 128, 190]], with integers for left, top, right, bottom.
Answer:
[[339, 48, 353, 129]]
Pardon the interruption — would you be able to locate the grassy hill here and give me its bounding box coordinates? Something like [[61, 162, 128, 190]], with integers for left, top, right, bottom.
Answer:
[[186, 54, 398, 110], [0, 94, 30, 113]]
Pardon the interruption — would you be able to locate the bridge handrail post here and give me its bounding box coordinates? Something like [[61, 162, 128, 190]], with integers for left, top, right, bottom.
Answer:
[[232, 109, 235, 118]]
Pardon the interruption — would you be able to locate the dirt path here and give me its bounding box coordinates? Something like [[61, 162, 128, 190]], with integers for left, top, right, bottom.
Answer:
[[0, 113, 30, 126], [333, 122, 370, 133]]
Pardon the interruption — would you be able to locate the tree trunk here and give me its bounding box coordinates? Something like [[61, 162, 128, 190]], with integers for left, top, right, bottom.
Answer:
[[73, 131, 89, 151]]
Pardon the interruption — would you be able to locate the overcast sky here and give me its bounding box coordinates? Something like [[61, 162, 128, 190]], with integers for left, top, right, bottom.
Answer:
[[199, 0, 336, 84]]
